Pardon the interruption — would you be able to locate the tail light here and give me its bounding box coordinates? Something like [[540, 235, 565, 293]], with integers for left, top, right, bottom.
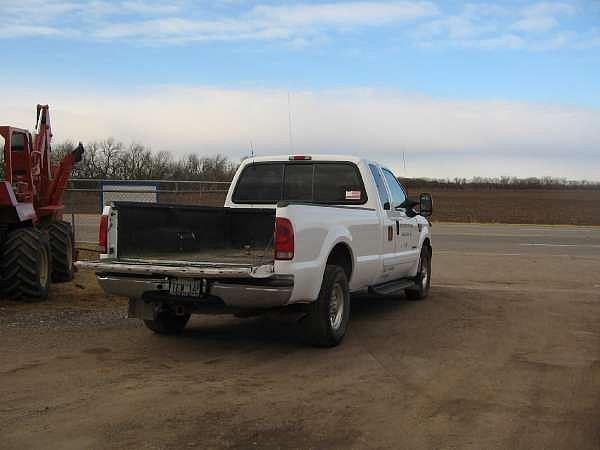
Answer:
[[99, 214, 109, 253], [274, 217, 294, 260]]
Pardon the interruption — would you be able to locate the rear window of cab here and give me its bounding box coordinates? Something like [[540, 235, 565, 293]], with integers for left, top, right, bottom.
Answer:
[[232, 162, 368, 205]]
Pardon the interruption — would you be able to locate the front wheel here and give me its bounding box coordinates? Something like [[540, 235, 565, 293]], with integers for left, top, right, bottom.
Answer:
[[144, 310, 190, 334], [405, 246, 431, 301], [0, 228, 51, 301], [303, 265, 350, 347], [47, 221, 75, 282]]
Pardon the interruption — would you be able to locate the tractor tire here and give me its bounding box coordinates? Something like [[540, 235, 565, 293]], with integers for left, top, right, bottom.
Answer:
[[0, 228, 52, 301], [47, 221, 75, 282]]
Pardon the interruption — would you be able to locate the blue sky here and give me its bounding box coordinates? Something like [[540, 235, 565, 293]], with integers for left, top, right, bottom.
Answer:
[[1, 0, 599, 179]]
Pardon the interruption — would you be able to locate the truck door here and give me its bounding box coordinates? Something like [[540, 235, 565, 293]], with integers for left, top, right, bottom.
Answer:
[[368, 164, 397, 283], [382, 168, 419, 278]]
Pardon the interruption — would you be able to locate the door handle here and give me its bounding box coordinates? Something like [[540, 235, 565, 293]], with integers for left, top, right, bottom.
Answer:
[[396, 220, 400, 235]]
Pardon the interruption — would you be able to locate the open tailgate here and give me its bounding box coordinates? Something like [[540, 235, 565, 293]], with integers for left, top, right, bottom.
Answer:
[[75, 259, 275, 279]]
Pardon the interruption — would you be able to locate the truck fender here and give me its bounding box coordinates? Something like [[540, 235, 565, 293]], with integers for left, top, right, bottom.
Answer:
[[313, 226, 354, 292], [409, 223, 432, 277]]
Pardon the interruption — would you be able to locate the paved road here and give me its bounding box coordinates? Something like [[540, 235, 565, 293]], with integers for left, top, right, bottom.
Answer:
[[434, 223, 600, 258]]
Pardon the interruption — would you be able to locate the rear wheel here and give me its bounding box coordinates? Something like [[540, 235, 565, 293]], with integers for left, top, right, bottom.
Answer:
[[144, 309, 190, 335], [303, 265, 350, 347], [0, 228, 51, 301], [405, 246, 431, 301], [47, 221, 75, 282]]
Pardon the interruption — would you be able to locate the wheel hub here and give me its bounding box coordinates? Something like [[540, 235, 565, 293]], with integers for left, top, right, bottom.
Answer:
[[421, 258, 428, 289], [329, 283, 344, 330]]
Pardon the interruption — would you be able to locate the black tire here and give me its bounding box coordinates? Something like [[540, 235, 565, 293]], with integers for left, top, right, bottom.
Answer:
[[47, 221, 75, 282], [405, 246, 431, 301], [303, 265, 350, 347], [144, 310, 190, 335], [0, 228, 51, 301]]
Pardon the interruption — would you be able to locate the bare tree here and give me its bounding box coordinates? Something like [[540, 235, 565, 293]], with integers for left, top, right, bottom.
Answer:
[[53, 137, 598, 188], [98, 139, 123, 179], [6, 137, 241, 182]]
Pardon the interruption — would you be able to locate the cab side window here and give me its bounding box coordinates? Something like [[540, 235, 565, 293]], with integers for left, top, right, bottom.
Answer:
[[11, 133, 26, 152], [369, 164, 390, 209], [382, 169, 407, 208]]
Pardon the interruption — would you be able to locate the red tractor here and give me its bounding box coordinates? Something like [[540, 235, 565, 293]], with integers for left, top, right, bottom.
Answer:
[[0, 105, 83, 300]]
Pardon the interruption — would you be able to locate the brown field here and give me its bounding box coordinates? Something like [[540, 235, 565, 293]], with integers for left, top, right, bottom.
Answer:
[[64, 188, 600, 225], [407, 188, 600, 225]]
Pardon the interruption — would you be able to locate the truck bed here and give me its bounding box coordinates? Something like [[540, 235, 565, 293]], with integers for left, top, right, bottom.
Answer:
[[113, 202, 275, 266]]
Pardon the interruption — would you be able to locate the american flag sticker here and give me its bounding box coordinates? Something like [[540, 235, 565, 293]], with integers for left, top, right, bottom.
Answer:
[[345, 190, 361, 200]]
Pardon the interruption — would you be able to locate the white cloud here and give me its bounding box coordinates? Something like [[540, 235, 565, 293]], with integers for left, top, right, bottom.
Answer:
[[412, 0, 593, 50], [120, 1, 182, 14], [1, 86, 598, 179], [462, 33, 527, 49], [462, 3, 509, 18], [412, 15, 497, 40], [512, 16, 558, 33], [95, 1, 439, 42], [0, 0, 182, 39], [0, 0, 598, 51], [521, 2, 576, 17], [250, 2, 439, 27], [508, 2, 574, 35], [0, 24, 65, 38]]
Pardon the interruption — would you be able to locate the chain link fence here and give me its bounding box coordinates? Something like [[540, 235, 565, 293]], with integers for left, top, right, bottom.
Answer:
[[63, 179, 231, 244]]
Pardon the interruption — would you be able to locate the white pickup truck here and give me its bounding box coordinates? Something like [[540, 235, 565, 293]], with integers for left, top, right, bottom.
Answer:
[[77, 155, 433, 346]]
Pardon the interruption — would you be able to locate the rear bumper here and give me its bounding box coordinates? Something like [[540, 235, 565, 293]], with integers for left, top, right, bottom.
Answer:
[[96, 274, 294, 309]]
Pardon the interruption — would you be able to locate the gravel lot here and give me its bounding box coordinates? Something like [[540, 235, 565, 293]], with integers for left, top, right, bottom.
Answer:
[[1, 235, 599, 449]]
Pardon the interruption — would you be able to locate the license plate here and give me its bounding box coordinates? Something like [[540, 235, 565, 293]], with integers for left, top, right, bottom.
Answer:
[[169, 278, 205, 297]]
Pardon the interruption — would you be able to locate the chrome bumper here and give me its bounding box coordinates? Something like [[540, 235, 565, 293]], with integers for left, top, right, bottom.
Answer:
[[96, 275, 294, 309]]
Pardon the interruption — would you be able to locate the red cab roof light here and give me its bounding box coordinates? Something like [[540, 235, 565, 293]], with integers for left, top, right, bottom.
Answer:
[[289, 155, 312, 160]]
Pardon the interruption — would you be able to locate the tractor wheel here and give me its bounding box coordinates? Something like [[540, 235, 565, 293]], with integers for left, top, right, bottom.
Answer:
[[47, 221, 75, 282], [0, 228, 52, 301]]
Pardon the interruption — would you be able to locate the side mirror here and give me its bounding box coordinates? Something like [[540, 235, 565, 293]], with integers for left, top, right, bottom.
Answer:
[[397, 198, 418, 211], [383, 201, 391, 211], [419, 192, 433, 218]]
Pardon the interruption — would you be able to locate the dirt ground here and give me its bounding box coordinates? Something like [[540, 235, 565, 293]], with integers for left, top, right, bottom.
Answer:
[[1, 252, 599, 449]]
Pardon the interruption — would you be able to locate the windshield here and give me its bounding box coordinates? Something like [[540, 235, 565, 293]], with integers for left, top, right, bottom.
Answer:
[[232, 161, 367, 205]]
